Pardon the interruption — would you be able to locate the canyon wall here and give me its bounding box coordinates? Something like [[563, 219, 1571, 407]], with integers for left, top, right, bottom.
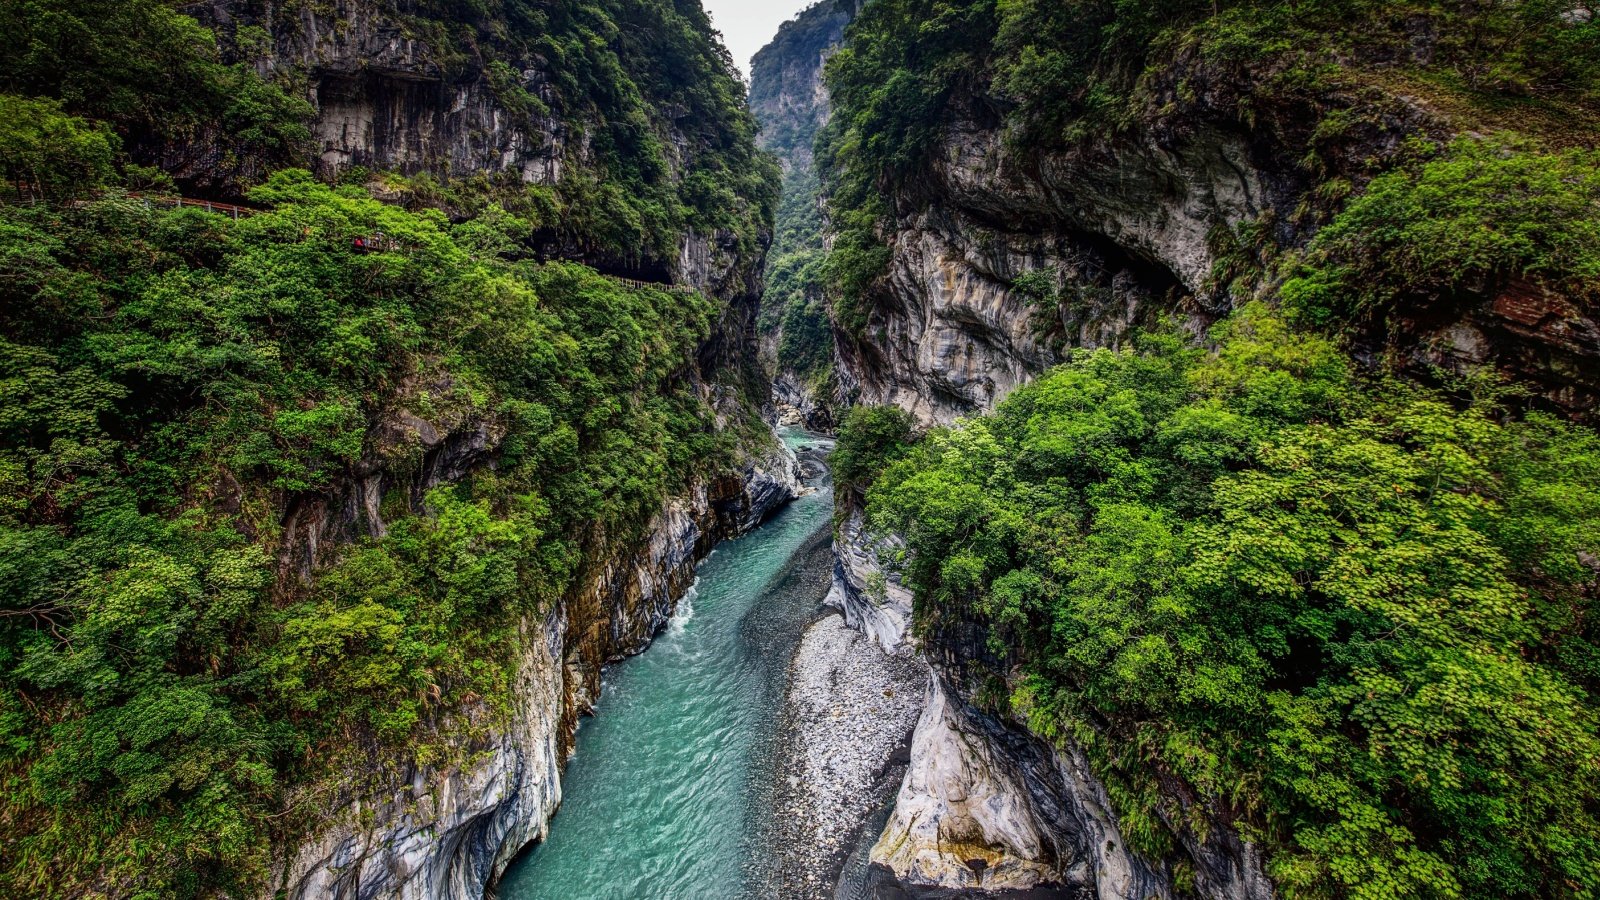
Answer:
[[807, 10, 1600, 900], [269, 438, 798, 900], [150, 3, 792, 896], [750, 0, 861, 431], [830, 52, 1597, 425]]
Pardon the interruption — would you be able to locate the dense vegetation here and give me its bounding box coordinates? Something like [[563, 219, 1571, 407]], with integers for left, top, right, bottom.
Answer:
[[758, 164, 835, 388], [823, 0, 1600, 897], [0, 173, 746, 898], [388, 0, 779, 263], [0, 0, 314, 194], [0, 0, 778, 265], [0, 1, 781, 896], [1282, 136, 1600, 328], [855, 308, 1600, 899]]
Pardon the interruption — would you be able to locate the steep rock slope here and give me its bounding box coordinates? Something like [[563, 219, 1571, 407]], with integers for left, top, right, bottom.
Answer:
[[271, 442, 798, 900], [816, 2, 1600, 898], [821, 4, 1599, 425]]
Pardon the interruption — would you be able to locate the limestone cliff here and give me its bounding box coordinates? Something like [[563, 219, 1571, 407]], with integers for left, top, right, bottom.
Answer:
[[869, 674, 1275, 900], [826, 40, 1598, 425], [269, 441, 799, 900], [824, 510, 913, 656], [832, 117, 1265, 424], [750, 1, 859, 178], [190, 0, 566, 186], [112, 3, 798, 897]]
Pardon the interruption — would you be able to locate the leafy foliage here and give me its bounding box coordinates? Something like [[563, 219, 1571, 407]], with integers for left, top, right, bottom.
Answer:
[[759, 163, 835, 385], [1283, 136, 1600, 325], [0, 174, 740, 897], [0, 0, 314, 191], [0, 96, 118, 200], [863, 307, 1600, 899], [831, 405, 917, 500]]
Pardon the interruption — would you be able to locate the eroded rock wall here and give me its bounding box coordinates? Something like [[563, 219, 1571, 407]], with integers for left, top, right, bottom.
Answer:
[[829, 48, 1325, 900], [750, 0, 860, 176], [834, 111, 1275, 425], [835, 80, 1598, 425], [870, 675, 1274, 900], [195, 0, 565, 184], [268, 437, 799, 900], [824, 509, 914, 655]]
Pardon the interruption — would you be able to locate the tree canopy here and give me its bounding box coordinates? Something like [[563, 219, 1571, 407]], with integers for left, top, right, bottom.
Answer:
[[856, 307, 1600, 898]]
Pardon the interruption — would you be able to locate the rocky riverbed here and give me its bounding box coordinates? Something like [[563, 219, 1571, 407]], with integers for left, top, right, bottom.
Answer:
[[764, 614, 928, 898]]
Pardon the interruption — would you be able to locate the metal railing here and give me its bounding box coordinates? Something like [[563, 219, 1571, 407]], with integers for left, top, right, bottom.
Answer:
[[1, 188, 261, 220], [607, 275, 694, 294]]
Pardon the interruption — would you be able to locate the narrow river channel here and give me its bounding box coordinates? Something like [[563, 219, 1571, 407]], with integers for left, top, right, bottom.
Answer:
[[496, 428, 837, 900]]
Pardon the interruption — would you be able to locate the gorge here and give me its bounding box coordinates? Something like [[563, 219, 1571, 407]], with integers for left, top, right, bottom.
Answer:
[[2, 2, 1599, 900]]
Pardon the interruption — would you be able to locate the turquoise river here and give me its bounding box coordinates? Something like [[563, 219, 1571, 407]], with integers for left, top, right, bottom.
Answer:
[[497, 428, 837, 899]]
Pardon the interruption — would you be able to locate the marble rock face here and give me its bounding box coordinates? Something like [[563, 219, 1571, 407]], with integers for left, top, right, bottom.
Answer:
[[825, 509, 915, 656], [268, 448, 798, 900], [870, 675, 1276, 900]]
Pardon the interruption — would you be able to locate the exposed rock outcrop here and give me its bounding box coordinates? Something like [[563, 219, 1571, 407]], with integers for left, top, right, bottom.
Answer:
[[750, 1, 861, 430], [835, 78, 1599, 424], [750, 0, 860, 177], [870, 675, 1275, 900], [268, 437, 799, 900], [269, 610, 566, 900], [828, 49, 1322, 900], [825, 509, 915, 655], [833, 109, 1279, 425], [188, 0, 565, 186]]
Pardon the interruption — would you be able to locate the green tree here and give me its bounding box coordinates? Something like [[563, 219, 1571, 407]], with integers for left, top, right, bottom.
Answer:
[[0, 95, 117, 199]]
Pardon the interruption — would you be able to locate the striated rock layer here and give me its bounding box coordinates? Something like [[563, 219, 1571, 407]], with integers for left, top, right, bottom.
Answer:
[[825, 509, 915, 656], [869, 675, 1273, 900], [835, 121, 1261, 425], [827, 45, 1334, 900], [183, 0, 565, 188]]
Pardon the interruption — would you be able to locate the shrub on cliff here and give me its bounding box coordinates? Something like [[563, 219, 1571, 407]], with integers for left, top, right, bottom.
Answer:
[[867, 306, 1600, 899], [1283, 136, 1600, 325], [0, 96, 118, 200], [832, 405, 918, 499], [817, 0, 1600, 338], [0, 0, 314, 191]]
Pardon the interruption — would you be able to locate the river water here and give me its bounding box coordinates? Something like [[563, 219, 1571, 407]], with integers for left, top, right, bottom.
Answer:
[[496, 429, 837, 900]]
